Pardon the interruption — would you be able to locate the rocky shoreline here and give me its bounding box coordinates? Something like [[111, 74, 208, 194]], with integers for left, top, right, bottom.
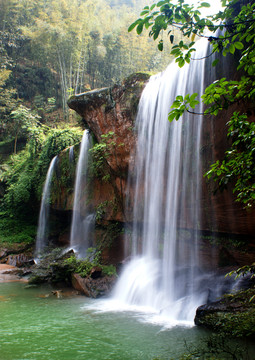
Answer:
[[0, 243, 254, 338]]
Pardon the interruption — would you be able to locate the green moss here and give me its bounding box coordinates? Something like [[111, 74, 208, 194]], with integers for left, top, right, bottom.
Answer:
[[198, 287, 255, 338]]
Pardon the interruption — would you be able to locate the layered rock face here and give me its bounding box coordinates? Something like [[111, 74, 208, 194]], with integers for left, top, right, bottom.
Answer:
[[68, 72, 150, 175], [49, 73, 150, 263]]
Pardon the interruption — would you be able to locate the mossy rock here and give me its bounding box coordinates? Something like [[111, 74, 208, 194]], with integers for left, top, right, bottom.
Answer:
[[195, 286, 255, 338]]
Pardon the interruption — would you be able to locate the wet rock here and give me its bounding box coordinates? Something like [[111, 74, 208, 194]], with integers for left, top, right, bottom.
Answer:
[[71, 273, 116, 298], [52, 290, 63, 299], [28, 270, 50, 285], [6, 254, 33, 267], [0, 249, 8, 260], [194, 286, 255, 337]]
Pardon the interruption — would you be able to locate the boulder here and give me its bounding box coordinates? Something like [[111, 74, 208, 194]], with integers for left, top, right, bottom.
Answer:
[[71, 273, 116, 298], [194, 285, 255, 338], [6, 254, 33, 267]]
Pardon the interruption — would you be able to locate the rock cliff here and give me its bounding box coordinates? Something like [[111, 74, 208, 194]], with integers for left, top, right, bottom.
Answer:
[[49, 73, 150, 264], [49, 71, 255, 268]]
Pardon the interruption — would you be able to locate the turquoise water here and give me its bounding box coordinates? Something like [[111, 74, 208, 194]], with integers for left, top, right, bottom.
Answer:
[[0, 282, 252, 360], [0, 282, 208, 360]]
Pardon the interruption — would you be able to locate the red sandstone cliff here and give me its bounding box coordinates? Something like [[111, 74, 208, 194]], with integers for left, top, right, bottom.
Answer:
[[50, 71, 255, 267]]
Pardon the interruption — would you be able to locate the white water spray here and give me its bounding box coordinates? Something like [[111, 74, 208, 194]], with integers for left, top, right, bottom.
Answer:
[[112, 38, 212, 323], [35, 155, 58, 256], [70, 130, 94, 258]]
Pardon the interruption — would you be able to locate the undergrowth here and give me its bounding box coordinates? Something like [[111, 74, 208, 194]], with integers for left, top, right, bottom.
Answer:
[[64, 248, 117, 278], [0, 214, 37, 244]]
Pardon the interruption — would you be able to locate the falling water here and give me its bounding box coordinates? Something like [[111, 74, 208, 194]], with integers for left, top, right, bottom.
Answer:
[[70, 130, 94, 258], [113, 38, 214, 323], [35, 156, 58, 256], [69, 145, 74, 163]]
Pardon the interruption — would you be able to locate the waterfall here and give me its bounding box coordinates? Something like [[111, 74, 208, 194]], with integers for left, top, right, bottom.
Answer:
[[70, 130, 94, 258], [112, 38, 213, 323], [35, 155, 58, 256], [69, 145, 74, 163]]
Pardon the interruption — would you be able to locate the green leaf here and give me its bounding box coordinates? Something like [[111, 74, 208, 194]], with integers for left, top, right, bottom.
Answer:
[[128, 21, 139, 32], [158, 42, 163, 51], [136, 22, 144, 35], [178, 58, 185, 68], [190, 93, 198, 101], [212, 59, 219, 67], [190, 100, 199, 108], [157, 1, 166, 6], [200, 2, 210, 7], [140, 10, 149, 16], [234, 42, 244, 50], [168, 112, 177, 122], [171, 48, 181, 55], [229, 43, 235, 54]]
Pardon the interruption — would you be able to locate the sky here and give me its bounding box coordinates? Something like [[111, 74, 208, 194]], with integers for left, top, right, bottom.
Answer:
[[189, 0, 223, 16]]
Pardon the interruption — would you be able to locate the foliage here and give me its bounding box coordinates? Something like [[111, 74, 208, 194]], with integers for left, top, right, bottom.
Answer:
[[194, 286, 255, 340], [9, 105, 42, 154], [89, 131, 116, 181], [0, 0, 176, 119], [95, 200, 114, 222], [102, 264, 117, 276], [227, 264, 255, 280], [128, 0, 255, 208], [65, 254, 96, 278], [0, 69, 18, 137], [0, 214, 36, 244], [1, 126, 82, 217], [64, 249, 117, 278], [97, 221, 124, 251], [168, 334, 252, 359], [206, 112, 255, 208]]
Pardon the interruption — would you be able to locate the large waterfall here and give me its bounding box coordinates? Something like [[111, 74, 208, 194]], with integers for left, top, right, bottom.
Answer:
[[112, 38, 214, 323], [70, 130, 94, 258], [35, 155, 58, 256]]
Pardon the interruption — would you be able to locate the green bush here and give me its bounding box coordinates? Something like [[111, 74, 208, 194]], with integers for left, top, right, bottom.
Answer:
[[0, 215, 37, 244], [64, 249, 117, 278], [2, 127, 82, 216]]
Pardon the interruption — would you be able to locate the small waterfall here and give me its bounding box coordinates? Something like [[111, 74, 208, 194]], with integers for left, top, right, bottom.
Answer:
[[70, 130, 94, 258], [35, 155, 58, 256], [69, 145, 74, 163], [113, 38, 213, 323]]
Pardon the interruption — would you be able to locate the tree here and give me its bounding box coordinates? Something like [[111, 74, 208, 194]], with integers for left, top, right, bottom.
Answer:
[[128, 0, 255, 208], [9, 105, 41, 154]]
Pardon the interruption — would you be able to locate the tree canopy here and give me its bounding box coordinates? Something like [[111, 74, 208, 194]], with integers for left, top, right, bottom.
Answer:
[[0, 0, 178, 122]]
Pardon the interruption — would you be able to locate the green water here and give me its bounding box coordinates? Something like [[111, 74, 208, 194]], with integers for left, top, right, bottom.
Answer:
[[0, 282, 250, 360]]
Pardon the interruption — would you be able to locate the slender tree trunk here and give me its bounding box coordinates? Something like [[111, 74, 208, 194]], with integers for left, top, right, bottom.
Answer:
[[57, 48, 68, 120], [14, 132, 18, 154], [75, 48, 83, 95]]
